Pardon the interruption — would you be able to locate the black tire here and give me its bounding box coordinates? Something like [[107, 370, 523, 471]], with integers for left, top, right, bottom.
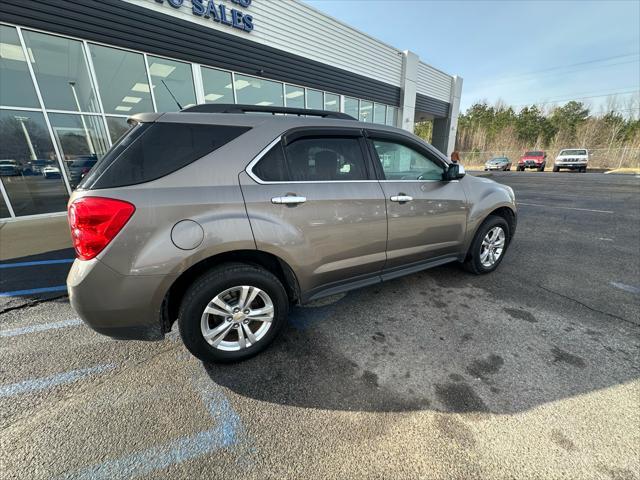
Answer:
[[553, 166, 559, 172], [517, 166, 524, 171], [538, 163, 545, 172], [178, 263, 289, 363], [463, 215, 511, 275]]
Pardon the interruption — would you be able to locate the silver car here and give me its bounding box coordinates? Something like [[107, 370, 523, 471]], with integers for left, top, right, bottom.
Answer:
[[485, 156, 512, 171], [67, 104, 517, 363]]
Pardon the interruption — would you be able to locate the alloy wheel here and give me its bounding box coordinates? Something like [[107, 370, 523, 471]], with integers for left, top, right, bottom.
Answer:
[[200, 285, 274, 351], [480, 226, 506, 268]]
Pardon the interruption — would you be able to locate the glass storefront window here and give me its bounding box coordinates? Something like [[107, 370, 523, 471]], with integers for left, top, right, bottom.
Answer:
[[306, 89, 323, 110], [0, 26, 39, 108], [386, 107, 397, 126], [22, 30, 99, 113], [234, 75, 283, 106], [324, 93, 339, 112], [106, 116, 131, 143], [201, 67, 234, 104], [373, 104, 386, 124], [148, 56, 196, 112], [48, 113, 109, 188], [89, 44, 153, 115], [284, 84, 304, 109], [344, 97, 359, 119], [0, 109, 68, 216], [359, 100, 373, 122]]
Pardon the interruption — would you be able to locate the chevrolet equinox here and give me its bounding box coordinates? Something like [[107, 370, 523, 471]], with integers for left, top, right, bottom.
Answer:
[[67, 104, 517, 363]]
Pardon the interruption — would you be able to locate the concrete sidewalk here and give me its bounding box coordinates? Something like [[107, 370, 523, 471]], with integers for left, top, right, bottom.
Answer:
[[0, 215, 71, 261]]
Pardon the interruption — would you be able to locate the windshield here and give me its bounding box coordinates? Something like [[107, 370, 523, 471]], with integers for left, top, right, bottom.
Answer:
[[490, 157, 508, 162], [560, 149, 587, 156], [524, 151, 543, 157]]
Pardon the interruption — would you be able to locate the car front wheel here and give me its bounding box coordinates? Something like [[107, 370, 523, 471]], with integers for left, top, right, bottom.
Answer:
[[464, 216, 511, 274], [179, 263, 288, 363]]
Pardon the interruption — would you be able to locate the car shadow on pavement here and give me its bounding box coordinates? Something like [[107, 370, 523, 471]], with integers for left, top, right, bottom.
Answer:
[[204, 264, 640, 414]]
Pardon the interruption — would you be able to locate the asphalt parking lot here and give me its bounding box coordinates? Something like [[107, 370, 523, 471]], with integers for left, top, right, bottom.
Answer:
[[1, 172, 639, 479]]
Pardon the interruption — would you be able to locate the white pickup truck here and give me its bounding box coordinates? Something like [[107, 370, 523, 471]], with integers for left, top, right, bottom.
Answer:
[[553, 149, 589, 172]]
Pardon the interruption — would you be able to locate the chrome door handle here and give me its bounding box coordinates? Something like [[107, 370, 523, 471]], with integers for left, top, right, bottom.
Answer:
[[390, 195, 413, 203], [271, 196, 307, 205]]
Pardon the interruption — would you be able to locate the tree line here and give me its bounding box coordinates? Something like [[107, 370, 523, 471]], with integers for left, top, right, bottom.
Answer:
[[454, 100, 639, 168]]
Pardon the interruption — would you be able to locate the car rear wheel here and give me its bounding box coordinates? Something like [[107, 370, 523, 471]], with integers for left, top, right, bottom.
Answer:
[[178, 263, 288, 363], [464, 216, 511, 275], [553, 166, 560, 172]]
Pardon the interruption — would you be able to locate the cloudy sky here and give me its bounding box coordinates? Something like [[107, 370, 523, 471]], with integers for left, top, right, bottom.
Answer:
[[306, 0, 640, 116]]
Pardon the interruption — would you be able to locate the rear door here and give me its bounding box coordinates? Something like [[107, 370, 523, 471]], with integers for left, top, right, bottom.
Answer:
[[239, 128, 388, 300], [366, 131, 468, 276]]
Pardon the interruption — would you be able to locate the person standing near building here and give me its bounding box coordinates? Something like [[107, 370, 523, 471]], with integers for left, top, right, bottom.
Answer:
[[451, 151, 461, 163]]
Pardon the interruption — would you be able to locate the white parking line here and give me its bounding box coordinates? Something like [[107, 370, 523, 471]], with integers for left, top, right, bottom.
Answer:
[[0, 319, 83, 338], [517, 202, 614, 214]]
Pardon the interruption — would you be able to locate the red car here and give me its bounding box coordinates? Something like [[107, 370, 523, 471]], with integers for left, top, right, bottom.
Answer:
[[517, 151, 547, 171]]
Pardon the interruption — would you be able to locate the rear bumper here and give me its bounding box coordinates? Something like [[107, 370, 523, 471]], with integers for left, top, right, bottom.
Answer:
[[67, 258, 174, 341]]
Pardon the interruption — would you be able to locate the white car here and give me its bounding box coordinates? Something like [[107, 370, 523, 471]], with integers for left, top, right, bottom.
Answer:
[[42, 165, 62, 179], [553, 149, 589, 172]]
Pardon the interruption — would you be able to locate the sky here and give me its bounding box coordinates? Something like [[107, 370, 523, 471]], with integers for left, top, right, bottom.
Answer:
[[305, 0, 640, 116]]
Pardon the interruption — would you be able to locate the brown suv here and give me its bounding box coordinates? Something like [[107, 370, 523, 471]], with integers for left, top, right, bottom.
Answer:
[[67, 105, 517, 363]]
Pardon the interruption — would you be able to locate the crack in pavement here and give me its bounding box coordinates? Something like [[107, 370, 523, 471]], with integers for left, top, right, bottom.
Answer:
[[0, 295, 68, 316], [535, 284, 638, 329]]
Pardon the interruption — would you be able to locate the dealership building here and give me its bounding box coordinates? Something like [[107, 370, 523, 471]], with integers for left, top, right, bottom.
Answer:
[[0, 0, 462, 221]]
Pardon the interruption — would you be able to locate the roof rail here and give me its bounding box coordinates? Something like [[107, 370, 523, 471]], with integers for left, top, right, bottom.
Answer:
[[180, 103, 356, 120]]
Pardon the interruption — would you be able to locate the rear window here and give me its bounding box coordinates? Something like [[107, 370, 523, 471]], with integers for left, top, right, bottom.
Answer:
[[80, 122, 249, 189]]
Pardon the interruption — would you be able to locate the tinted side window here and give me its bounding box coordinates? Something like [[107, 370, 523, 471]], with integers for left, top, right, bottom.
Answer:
[[86, 123, 249, 189], [372, 139, 444, 181], [285, 137, 367, 181], [252, 143, 288, 182]]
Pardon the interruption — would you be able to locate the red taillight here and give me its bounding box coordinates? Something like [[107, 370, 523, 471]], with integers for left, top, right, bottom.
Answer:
[[68, 197, 135, 261]]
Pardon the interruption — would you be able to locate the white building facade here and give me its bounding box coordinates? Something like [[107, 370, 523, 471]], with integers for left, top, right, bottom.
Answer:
[[0, 0, 462, 220]]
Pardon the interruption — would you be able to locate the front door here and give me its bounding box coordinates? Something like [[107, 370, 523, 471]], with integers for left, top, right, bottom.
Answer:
[[239, 130, 388, 300], [367, 134, 468, 274]]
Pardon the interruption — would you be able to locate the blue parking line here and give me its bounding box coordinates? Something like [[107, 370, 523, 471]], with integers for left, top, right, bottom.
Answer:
[[0, 318, 83, 337], [0, 285, 68, 297], [60, 424, 237, 480], [59, 372, 244, 479], [0, 364, 116, 398], [0, 258, 75, 269]]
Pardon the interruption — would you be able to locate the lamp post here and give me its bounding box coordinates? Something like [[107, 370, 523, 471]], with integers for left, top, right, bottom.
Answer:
[[15, 116, 36, 161], [69, 81, 96, 155]]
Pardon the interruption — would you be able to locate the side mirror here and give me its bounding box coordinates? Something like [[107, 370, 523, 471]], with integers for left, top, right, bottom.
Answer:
[[444, 163, 465, 181]]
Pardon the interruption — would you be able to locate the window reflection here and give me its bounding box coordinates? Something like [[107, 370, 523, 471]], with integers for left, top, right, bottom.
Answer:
[[359, 100, 373, 122], [0, 109, 68, 216], [386, 107, 397, 126], [89, 44, 153, 114], [284, 85, 304, 109], [48, 113, 109, 188], [148, 56, 196, 111], [22, 30, 99, 113], [306, 89, 322, 110], [324, 93, 339, 112], [106, 116, 131, 143], [374, 104, 386, 124], [201, 67, 234, 104], [0, 25, 39, 108], [234, 75, 283, 106], [344, 97, 359, 119]]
